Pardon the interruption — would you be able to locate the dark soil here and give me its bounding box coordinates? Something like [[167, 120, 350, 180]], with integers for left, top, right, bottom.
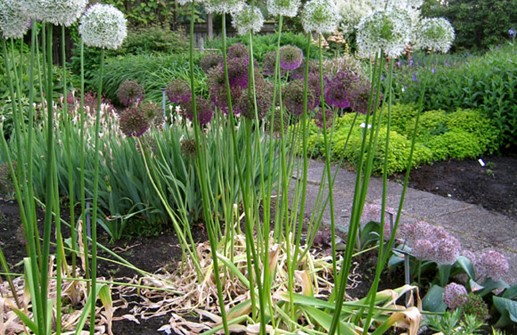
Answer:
[[1, 153, 515, 334], [394, 153, 517, 221]]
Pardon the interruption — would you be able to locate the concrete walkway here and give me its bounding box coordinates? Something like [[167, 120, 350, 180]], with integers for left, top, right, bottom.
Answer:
[[299, 160, 517, 284]]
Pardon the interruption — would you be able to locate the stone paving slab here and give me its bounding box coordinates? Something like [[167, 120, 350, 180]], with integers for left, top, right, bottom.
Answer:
[[296, 159, 517, 284]]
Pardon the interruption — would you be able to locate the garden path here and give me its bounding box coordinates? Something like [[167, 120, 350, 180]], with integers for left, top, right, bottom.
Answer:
[[298, 160, 517, 284]]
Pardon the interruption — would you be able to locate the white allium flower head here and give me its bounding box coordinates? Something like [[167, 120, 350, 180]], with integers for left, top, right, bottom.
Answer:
[[20, 0, 87, 26], [0, 0, 30, 39], [302, 0, 341, 34], [336, 0, 374, 34], [356, 9, 411, 58], [267, 0, 301, 18], [231, 4, 264, 36], [178, 0, 206, 5], [205, 0, 244, 14], [79, 4, 127, 50], [414, 17, 455, 53]]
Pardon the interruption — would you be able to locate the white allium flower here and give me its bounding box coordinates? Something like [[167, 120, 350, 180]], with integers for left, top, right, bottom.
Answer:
[[336, 0, 374, 34], [79, 4, 127, 50], [267, 0, 301, 18], [178, 0, 205, 5], [414, 17, 455, 53], [204, 0, 244, 14], [231, 4, 264, 36], [0, 0, 30, 39], [356, 9, 411, 58], [20, 0, 87, 26], [301, 0, 341, 34]]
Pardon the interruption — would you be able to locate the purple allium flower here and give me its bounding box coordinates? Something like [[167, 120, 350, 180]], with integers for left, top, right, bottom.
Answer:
[[227, 43, 249, 60], [116, 80, 144, 107], [166, 79, 191, 105], [262, 50, 287, 77], [138, 101, 163, 127], [399, 221, 461, 264], [348, 79, 373, 115], [279, 45, 304, 71], [200, 52, 223, 73], [235, 76, 273, 120], [119, 106, 150, 137], [324, 71, 355, 109], [314, 108, 334, 129], [475, 250, 509, 281], [290, 59, 319, 80], [443, 283, 469, 310], [207, 65, 233, 114], [181, 97, 214, 126], [282, 79, 316, 117], [228, 56, 250, 89]]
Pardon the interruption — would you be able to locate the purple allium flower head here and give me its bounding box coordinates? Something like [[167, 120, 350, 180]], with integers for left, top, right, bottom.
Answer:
[[290, 59, 319, 80], [433, 236, 461, 264], [412, 240, 435, 261], [116, 80, 144, 107], [228, 56, 250, 89], [282, 79, 316, 117], [279, 45, 304, 71], [443, 283, 468, 310], [166, 79, 191, 105], [475, 250, 509, 281], [200, 52, 223, 73], [262, 50, 287, 77], [324, 71, 355, 109], [207, 65, 234, 114], [182, 97, 214, 126], [227, 42, 249, 60], [119, 106, 150, 137], [348, 79, 373, 115], [235, 76, 273, 120], [314, 108, 334, 129], [138, 101, 163, 127]]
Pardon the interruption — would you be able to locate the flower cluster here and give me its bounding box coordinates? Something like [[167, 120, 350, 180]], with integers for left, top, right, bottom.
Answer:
[[116, 80, 145, 107], [414, 17, 455, 53], [442, 282, 468, 310], [139, 101, 163, 127], [472, 250, 509, 281], [21, 0, 86, 26], [398, 221, 461, 265], [231, 4, 264, 36], [119, 106, 150, 137], [227, 42, 249, 59], [324, 71, 359, 109], [234, 76, 273, 120], [301, 0, 340, 34], [0, 0, 30, 39], [200, 52, 223, 73], [279, 45, 304, 71], [204, 0, 244, 14], [262, 51, 284, 77], [79, 4, 127, 50], [282, 79, 315, 117], [267, 0, 301, 18], [356, 9, 411, 58], [181, 97, 214, 126], [166, 80, 192, 105]]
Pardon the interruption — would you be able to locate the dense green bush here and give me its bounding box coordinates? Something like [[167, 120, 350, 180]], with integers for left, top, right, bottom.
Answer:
[[306, 105, 502, 175], [394, 46, 516, 147]]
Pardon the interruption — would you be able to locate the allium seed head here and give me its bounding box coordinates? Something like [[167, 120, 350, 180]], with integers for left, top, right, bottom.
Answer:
[[301, 0, 340, 34], [79, 4, 127, 50], [0, 0, 30, 39], [231, 4, 264, 36]]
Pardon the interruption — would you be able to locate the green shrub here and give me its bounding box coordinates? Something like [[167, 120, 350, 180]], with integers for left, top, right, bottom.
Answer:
[[406, 109, 449, 142], [426, 131, 483, 161], [395, 46, 517, 147]]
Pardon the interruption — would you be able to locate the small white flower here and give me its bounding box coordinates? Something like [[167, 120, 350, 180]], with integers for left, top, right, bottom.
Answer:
[[0, 0, 30, 39], [231, 4, 264, 36], [79, 4, 127, 50], [20, 0, 87, 26], [205, 0, 244, 14], [356, 9, 411, 58], [414, 17, 455, 53], [267, 0, 301, 18], [178, 0, 206, 5]]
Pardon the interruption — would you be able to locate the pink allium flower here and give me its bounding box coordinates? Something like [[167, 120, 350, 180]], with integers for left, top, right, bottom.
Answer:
[[279, 45, 304, 71], [166, 80, 191, 105], [475, 250, 509, 281], [443, 282, 468, 310], [181, 97, 214, 126]]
